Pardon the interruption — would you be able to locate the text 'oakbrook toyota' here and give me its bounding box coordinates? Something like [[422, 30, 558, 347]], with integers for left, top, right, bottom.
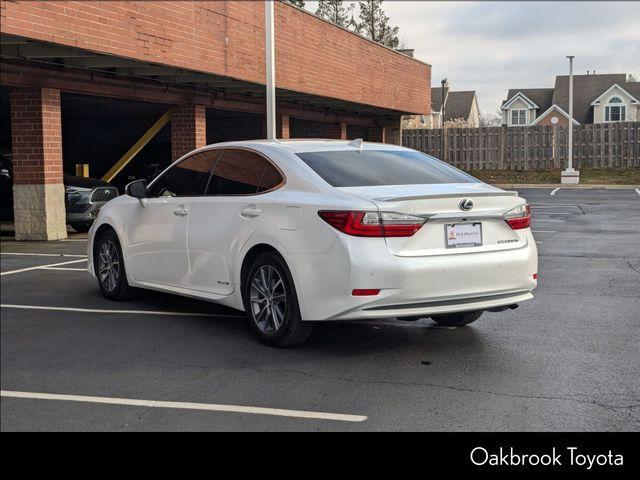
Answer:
[[88, 140, 538, 347]]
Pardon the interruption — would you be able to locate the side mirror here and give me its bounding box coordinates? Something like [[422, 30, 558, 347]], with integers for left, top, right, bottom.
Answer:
[[126, 179, 147, 199]]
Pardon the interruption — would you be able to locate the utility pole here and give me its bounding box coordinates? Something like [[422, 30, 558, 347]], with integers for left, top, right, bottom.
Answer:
[[561, 56, 580, 184], [265, 1, 276, 140]]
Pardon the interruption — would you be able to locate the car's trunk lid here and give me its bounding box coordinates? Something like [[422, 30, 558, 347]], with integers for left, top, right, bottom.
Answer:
[[338, 183, 528, 257]]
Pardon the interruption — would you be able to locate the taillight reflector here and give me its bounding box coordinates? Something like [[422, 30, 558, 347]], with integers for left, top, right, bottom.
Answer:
[[352, 289, 381, 296]]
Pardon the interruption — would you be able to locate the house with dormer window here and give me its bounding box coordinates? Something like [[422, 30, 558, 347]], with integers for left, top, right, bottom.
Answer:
[[501, 73, 639, 127]]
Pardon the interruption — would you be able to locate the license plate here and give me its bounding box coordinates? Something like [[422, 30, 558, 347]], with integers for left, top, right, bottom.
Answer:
[[445, 223, 483, 248]]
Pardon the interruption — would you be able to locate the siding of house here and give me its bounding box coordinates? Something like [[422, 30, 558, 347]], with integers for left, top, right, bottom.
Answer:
[[503, 98, 536, 126], [592, 85, 639, 123]]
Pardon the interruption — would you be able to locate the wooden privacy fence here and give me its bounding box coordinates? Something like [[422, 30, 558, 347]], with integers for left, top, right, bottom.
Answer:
[[402, 122, 640, 170]]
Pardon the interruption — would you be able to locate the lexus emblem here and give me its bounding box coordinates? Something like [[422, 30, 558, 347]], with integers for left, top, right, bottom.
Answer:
[[459, 198, 474, 211]]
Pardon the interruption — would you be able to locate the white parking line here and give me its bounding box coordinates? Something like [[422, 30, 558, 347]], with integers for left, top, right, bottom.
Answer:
[[635, 189, 640, 197], [42, 267, 87, 272], [0, 303, 244, 318], [1, 252, 86, 258], [0, 390, 367, 423], [550, 188, 560, 196], [1, 259, 86, 276]]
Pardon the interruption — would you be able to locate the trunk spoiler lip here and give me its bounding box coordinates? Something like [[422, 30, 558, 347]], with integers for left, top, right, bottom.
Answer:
[[371, 191, 519, 202]]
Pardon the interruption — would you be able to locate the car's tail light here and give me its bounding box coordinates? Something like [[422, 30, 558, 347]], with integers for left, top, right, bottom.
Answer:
[[318, 211, 425, 237], [504, 204, 531, 230]]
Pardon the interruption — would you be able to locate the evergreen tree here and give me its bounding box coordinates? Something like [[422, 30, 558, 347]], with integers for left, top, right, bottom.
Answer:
[[356, 0, 399, 49], [284, 0, 306, 8], [315, 0, 356, 29]]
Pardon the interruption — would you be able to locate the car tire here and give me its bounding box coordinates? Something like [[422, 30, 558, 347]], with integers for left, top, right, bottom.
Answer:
[[94, 230, 134, 301], [70, 222, 91, 233], [243, 252, 313, 348], [431, 310, 483, 327]]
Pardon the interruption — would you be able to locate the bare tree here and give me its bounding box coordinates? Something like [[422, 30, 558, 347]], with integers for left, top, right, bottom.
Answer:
[[479, 110, 503, 127]]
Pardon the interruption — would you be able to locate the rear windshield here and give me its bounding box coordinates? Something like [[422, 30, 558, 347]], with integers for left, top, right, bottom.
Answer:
[[296, 150, 478, 187]]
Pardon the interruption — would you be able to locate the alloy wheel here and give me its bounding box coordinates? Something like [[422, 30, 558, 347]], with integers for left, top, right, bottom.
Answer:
[[98, 239, 120, 293], [250, 265, 287, 334]]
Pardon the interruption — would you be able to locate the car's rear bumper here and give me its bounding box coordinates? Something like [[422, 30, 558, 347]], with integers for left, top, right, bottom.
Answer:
[[285, 230, 538, 321]]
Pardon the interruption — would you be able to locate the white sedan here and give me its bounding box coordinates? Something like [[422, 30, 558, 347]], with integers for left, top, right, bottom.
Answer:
[[88, 140, 538, 347]]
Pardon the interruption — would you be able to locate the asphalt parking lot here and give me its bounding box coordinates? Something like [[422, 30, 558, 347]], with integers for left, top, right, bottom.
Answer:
[[1, 187, 639, 431]]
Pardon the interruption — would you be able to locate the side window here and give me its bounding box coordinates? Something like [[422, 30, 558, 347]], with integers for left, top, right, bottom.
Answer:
[[257, 163, 283, 192], [148, 150, 220, 198], [207, 149, 282, 196]]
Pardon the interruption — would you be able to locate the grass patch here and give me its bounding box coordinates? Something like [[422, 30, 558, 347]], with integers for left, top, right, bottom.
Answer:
[[468, 168, 640, 185]]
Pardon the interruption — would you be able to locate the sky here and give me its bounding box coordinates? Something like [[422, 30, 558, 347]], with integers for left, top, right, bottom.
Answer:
[[304, 1, 640, 114]]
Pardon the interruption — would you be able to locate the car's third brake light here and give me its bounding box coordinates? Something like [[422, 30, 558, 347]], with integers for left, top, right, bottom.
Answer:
[[504, 204, 531, 230], [318, 211, 425, 237]]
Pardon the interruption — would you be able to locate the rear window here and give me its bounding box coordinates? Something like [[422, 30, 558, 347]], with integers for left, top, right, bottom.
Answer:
[[296, 150, 478, 187]]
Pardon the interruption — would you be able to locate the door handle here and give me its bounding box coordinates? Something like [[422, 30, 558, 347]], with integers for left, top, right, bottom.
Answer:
[[240, 206, 262, 218], [172, 207, 189, 217]]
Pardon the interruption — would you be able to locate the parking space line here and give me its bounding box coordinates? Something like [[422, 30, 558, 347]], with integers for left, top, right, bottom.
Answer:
[[1, 259, 86, 276], [635, 189, 640, 197], [0, 390, 367, 423], [1, 252, 86, 258], [42, 267, 87, 272], [0, 303, 245, 318], [550, 188, 560, 196]]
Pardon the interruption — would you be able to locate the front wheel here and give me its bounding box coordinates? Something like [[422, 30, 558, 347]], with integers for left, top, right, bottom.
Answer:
[[243, 252, 313, 348], [95, 230, 134, 300], [431, 310, 483, 327]]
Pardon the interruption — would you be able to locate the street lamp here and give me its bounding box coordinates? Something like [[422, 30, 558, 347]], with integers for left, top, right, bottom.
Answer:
[[561, 55, 580, 184], [265, 1, 276, 140], [441, 78, 447, 128]]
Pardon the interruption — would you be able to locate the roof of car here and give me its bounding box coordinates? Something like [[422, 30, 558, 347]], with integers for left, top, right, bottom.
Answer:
[[199, 139, 408, 154]]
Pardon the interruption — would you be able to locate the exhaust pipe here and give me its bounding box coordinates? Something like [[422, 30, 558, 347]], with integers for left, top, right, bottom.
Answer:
[[486, 304, 519, 313]]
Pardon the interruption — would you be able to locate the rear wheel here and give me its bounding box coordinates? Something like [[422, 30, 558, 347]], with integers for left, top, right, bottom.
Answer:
[[431, 310, 483, 327], [95, 230, 134, 300], [243, 252, 313, 348]]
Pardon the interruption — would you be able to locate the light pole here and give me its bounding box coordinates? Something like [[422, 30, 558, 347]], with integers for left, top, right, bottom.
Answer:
[[265, 0, 276, 140], [561, 55, 580, 184]]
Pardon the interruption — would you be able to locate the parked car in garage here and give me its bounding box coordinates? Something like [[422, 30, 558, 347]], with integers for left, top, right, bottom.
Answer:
[[88, 140, 538, 347], [0, 153, 119, 233], [64, 174, 119, 233]]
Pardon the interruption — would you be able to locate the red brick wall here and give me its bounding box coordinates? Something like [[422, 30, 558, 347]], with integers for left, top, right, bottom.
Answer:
[[10, 87, 63, 185], [0, 1, 430, 114], [171, 104, 207, 161], [536, 111, 569, 127]]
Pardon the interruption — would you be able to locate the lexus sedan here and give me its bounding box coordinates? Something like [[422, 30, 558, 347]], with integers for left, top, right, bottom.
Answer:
[[88, 140, 538, 347]]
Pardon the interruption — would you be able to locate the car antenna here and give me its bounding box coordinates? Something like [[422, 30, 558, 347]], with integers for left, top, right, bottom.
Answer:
[[348, 138, 364, 151]]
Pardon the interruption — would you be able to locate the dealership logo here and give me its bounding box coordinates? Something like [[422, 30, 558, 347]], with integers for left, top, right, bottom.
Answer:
[[459, 198, 474, 211]]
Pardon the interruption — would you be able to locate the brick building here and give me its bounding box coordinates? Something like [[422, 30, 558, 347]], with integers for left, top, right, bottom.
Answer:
[[0, 0, 431, 240]]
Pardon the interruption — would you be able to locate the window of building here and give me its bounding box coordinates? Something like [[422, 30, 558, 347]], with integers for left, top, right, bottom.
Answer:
[[511, 109, 527, 126], [605, 96, 626, 123]]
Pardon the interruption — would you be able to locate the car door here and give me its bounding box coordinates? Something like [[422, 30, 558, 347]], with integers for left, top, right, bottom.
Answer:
[[125, 150, 218, 289], [187, 148, 285, 295]]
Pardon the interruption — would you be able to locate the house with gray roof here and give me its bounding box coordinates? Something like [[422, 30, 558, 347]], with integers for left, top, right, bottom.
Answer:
[[404, 82, 479, 129], [501, 73, 640, 127]]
